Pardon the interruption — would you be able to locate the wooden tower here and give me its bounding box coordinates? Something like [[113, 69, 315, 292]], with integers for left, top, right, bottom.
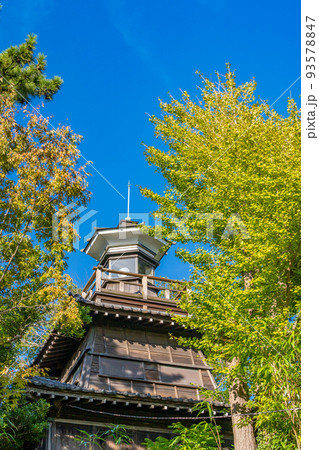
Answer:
[[28, 220, 233, 449]]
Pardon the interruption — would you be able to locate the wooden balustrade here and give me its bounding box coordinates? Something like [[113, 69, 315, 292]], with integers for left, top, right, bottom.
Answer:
[[81, 266, 184, 303]]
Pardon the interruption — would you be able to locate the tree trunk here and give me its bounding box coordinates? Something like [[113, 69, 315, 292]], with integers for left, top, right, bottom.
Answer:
[[228, 358, 257, 450]]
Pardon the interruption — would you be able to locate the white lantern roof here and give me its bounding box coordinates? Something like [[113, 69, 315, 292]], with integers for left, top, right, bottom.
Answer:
[[82, 220, 169, 265]]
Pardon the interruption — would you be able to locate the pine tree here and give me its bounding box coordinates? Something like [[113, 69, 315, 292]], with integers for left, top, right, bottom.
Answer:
[[0, 34, 62, 104]]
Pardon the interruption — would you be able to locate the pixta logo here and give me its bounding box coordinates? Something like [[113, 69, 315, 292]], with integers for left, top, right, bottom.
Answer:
[[52, 203, 98, 250], [153, 212, 250, 240]]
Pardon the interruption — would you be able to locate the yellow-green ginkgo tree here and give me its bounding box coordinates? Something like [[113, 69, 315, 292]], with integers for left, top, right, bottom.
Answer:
[[141, 67, 300, 450]]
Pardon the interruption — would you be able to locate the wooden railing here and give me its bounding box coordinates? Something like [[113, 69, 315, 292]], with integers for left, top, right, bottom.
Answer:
[[81, 266, 184, 303]]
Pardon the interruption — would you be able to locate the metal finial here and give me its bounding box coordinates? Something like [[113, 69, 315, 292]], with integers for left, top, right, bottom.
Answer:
[[125, 181, 131, 220]]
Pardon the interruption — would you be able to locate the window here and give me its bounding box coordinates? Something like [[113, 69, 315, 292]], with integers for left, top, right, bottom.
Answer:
[[159, 365, 201, 386], [138, 258, 153, 275], [109, 257, 136, 277], [144, 362, 159, 381], [100, 357, 144, 379], [99, 356, 202, 386]]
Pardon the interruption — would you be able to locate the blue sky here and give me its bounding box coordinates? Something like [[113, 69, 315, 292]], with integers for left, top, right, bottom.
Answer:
[[0, 0, 300, 286]]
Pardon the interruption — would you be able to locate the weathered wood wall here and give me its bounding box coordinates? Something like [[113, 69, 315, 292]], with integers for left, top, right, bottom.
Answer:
[[62, 325, 215, 400], [37, 421, 173, 450]]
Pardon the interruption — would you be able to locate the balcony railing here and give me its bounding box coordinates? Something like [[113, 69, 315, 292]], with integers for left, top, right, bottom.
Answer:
[[81, 266, 184, 303]]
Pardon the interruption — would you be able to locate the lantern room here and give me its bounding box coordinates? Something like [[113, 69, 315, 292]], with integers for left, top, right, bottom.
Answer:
[[82, 219, 169, 278]]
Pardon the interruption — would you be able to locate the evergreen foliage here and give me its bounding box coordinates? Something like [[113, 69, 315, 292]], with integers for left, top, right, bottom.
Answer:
[[0, 397, 49, 449], [0, 34, 62, 104], [144, 422, 224, 450], [74, 425, 133, 449]]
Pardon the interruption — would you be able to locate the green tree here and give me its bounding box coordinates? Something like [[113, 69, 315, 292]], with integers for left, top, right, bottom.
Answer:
[[144, 402, 224, 450], [142, 67, 300, 449], [0, 94, 90, 405], [0, 396, 49, 450], [144, 422, 223, 450], [0, 34, 89, 450], [0, 34, 62, 104], [74, 425, 132, 449]]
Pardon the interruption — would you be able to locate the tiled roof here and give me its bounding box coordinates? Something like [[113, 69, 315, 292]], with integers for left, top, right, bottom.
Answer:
[[27, 376, 227, 408], [32, 293, 192, 376], [77, 296, 187, 320]]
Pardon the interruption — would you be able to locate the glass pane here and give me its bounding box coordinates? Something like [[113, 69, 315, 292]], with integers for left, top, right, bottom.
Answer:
[[138, 259, 153, 275], [109, 257, 136, 277], [159, 365, 201, 386], [100, 357, 144, 379]]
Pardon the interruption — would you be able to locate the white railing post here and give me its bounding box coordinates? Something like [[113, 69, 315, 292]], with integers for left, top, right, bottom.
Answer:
[[96, 268, 102, 292], [142, 275, 148, 299]]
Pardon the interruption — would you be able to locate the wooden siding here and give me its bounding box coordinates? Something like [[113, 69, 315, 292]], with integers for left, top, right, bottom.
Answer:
[[37, 421, 174, 450], [64, 325, 216, 401]]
